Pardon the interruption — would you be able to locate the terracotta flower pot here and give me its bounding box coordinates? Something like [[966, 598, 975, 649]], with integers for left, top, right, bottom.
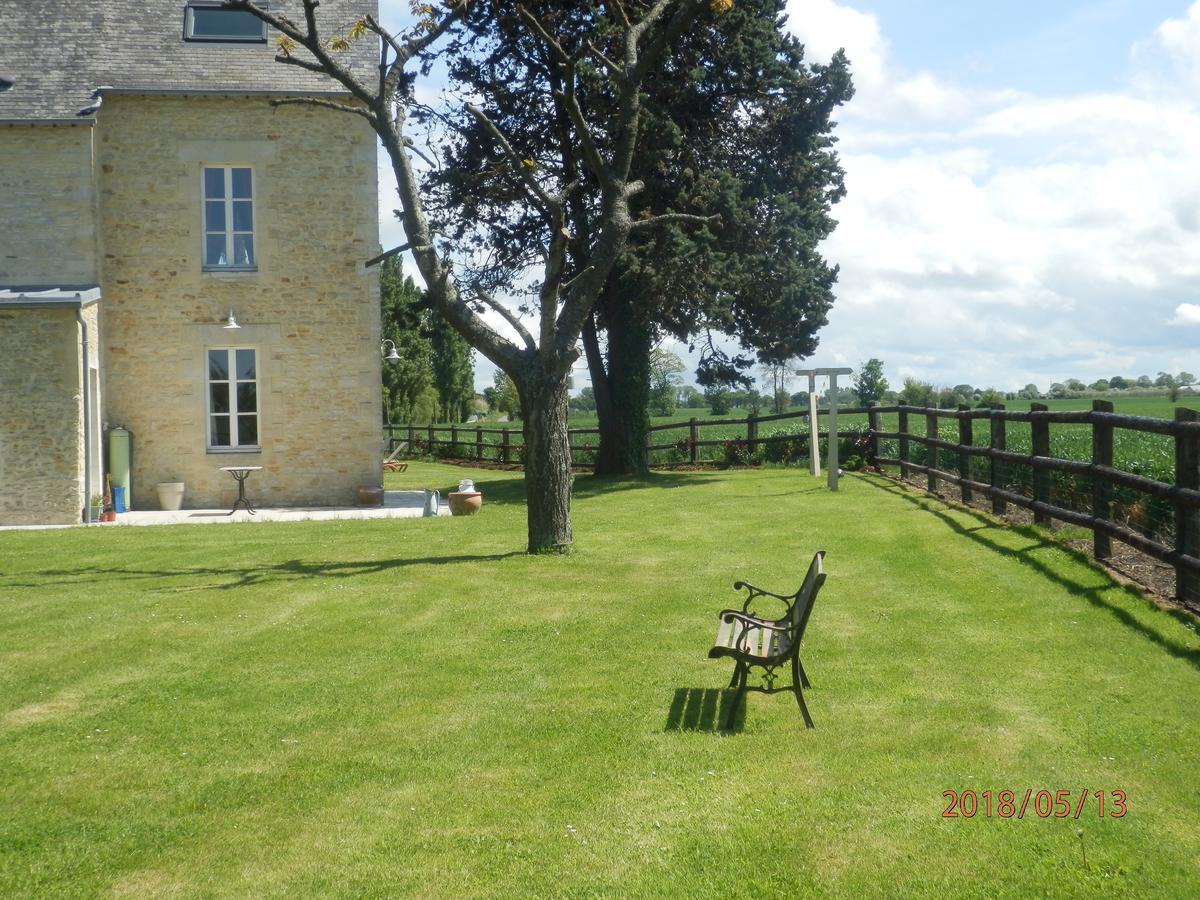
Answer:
[[448, 491, 482, 516]]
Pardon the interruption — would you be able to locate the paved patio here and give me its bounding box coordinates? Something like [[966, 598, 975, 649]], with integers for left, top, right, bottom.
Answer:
[[0, 491, 449, 531]]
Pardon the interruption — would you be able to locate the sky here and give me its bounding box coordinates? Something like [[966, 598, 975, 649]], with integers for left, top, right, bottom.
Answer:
[[375, 0, 1200, 395]]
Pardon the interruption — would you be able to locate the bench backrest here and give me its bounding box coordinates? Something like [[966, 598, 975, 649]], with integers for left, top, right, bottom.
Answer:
[[790, 550, 827, 643]]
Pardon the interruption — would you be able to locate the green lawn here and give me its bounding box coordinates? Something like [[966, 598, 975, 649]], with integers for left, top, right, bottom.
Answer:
[[2, 463, 1199, 897]]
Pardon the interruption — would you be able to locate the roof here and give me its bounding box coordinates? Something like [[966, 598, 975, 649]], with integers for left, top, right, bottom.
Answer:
[[0, 286, 102, 307], [0, 1, 378, 122]]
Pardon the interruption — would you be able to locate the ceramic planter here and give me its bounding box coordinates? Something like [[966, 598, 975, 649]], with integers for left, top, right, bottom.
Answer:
[[447, 491, 482, 516]]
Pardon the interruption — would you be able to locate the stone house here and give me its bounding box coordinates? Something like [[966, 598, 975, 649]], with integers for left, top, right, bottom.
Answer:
[[0, 0, 381, 525]]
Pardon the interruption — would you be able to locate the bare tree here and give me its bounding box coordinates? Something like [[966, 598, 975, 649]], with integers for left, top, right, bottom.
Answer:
[[225, 0, 715, 551]]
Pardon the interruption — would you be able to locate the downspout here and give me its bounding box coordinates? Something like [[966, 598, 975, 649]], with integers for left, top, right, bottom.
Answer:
[[76, 306, 92, 524]]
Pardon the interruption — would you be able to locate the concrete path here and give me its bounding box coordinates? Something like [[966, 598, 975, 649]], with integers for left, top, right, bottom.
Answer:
[[0, 491, 448, 531]]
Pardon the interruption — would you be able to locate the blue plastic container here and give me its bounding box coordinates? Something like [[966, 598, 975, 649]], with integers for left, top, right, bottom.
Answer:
[[113, 486, 127, 514]]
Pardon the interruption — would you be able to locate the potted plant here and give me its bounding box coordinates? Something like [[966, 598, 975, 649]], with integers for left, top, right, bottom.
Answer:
[[101, 476, 117, 522], [87, 494, 104, 524]]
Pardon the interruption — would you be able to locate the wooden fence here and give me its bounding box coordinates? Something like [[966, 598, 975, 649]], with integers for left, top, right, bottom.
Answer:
[[386, 400, 1200, 606], [868, 401, 1200, 607], [385, 406, 871, 468]]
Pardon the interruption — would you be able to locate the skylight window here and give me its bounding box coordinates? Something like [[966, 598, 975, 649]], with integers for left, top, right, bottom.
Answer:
[[184, 2, 268, 43]]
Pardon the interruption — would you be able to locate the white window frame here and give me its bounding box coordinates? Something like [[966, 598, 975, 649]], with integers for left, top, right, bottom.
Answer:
[[202, 165, 257, 272], [206, 347, 261, 452], [183, 1, 268, 43]]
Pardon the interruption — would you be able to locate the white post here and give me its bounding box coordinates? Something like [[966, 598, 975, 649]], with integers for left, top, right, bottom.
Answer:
[[807, 373, 820, 476], [827, 373, 840, 491]]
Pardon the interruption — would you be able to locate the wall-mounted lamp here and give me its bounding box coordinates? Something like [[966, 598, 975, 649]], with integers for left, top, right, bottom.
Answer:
[[381, 339, 400, 362], [223, 309, 241, 330]]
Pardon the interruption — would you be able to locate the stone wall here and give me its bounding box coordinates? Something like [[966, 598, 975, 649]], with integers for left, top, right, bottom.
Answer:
[[0, 308, 84, 525], [96, 96, 381, 509], [0, 125, 97, 286]]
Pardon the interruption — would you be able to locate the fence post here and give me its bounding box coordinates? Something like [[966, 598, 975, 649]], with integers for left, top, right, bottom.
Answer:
[[925, 409, 938, 494], [957, 405, 972, 503], [867, 401, 880, 466], [898, 407, 910, 479], [1176, 407, 1200, 606], [427, 423, 436, 455], [501, 428, 510, 464], [1091, 400, 1114, 560], [689, 417, 699, 465], [450, 424, 458, 460], [1030, 403, 1051, 525], [989, 404, 1006, 515], [387, 423, 395, 453], [747, 413, 758, 455], [408, 424, 415, 452], [476, 426, 483, 462]]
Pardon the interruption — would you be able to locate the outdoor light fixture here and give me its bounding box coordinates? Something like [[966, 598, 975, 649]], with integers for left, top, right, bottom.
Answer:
[[223, 309, 241, 330], [381, 339, 400, 362]]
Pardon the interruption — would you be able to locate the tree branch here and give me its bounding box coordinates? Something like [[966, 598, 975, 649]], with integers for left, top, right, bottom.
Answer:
[[465, 103, 557, 216], [629, 212, 721, 232], [474, 290, 537, 352], [364, 241, 432, 268], [269, 96, 378, 126]]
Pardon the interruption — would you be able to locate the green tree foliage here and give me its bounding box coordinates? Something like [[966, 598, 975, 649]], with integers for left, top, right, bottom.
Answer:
[[569, 387, 597, 413], [899, 378, 936, 407], [705, 385, 732, 415], [1089, 379, 1110, 392], [678, 385, 706, 408], [431, 0, 852, 473], [648, 349, 686, 417], [977, 388, 1005, 408], [1109, 376, 1129, 390], [1178, 372, 1196, 388], [380, 257, 433, 423], [489, 370, 521, 420], [429, 324, 475, 423], [852, 358, 889, 405]]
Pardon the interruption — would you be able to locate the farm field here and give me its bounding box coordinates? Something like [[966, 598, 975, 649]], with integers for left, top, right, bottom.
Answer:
[[2, 462, 1199, 897]]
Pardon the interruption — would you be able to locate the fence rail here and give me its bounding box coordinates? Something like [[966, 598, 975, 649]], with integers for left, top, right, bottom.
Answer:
[[385, 406, 872, 470], [386, 399, 1200, 606], [868, 401, 1200, 607]]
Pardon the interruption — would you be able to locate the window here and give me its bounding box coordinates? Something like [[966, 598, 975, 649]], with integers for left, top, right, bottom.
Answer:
[[184, 2, 267, 43], [207, 348, 259, 449], [203, 166, 256, 270]]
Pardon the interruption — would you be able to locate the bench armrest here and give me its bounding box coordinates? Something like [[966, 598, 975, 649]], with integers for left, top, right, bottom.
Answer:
[[718, 610, 790, 632], [732, 580, 797, 615]]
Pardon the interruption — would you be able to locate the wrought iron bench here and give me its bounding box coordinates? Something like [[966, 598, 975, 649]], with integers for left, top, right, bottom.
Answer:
[[708, 550, 827, 730]]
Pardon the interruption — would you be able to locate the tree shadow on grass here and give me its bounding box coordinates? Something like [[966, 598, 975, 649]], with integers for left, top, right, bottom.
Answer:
[[466, 471, 726, 507], [862, 476, 1200, 671], [0, 552, 525, 592], [664, 687, 745, 734]]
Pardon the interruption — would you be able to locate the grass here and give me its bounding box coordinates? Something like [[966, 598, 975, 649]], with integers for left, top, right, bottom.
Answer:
[[3, 462, 1200, 897]]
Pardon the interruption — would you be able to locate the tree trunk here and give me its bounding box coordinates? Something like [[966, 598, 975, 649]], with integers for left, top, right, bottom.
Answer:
[[519, 372, 573, 553], [586, 293, 652, 476]]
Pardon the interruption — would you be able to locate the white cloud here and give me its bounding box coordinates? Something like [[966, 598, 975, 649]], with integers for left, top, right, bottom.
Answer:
[[773, 1, 1200, 390], [1171, 303, 1200, 325], [1135, 0, 1200, 98]]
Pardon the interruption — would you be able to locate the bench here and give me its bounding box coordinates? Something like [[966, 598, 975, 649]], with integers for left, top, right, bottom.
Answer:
[[708, 550, 827, 730]]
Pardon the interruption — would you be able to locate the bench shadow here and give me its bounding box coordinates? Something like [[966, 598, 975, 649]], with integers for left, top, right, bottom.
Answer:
[[862, 475, 1200, 671], [664, 687, 745, 734]]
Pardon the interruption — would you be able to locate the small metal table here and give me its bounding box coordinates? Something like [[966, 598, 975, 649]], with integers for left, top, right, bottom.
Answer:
[[219, 466, 262, 515]]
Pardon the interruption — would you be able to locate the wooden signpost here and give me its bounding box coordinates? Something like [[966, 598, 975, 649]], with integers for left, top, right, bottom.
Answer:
[[796, 367, 853, 491]]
